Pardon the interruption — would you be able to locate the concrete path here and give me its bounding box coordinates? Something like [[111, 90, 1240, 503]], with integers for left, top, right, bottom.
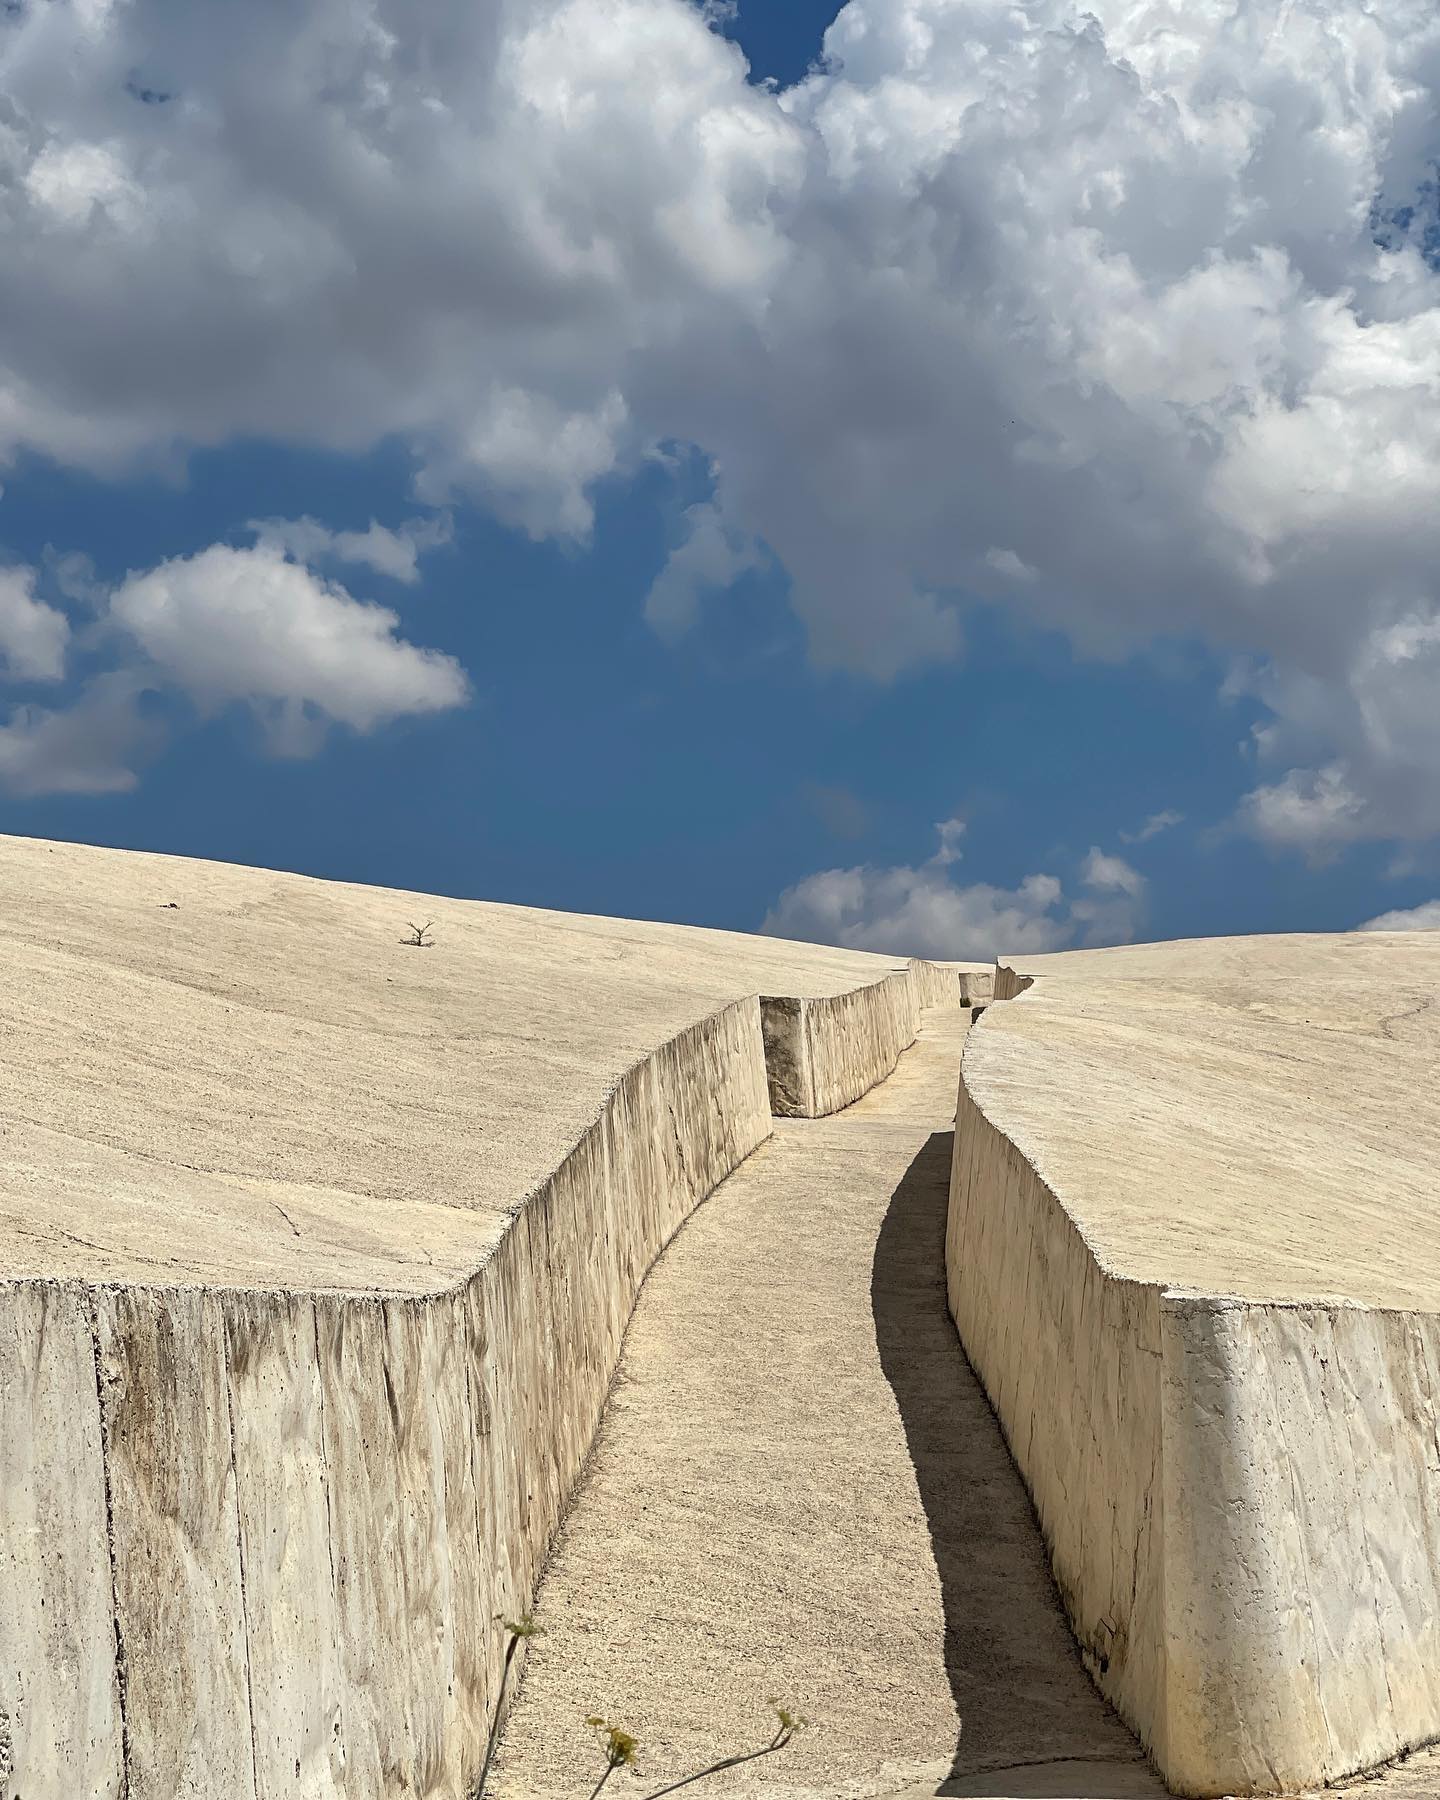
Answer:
[[492, 1008, 1164, 1800]]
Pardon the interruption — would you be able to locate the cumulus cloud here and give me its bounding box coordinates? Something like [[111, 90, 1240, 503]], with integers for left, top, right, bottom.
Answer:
[[3, 0, 1440, 843], [932, 816, 966, 866], [644, 500, 762, 640], [1357, 900, 1440, 931], [0, 566, 69, 680], [0, 535, 468, 792], [247, 515, 453, 586], [763, 861, 1073, 961], [763, 820, 1146, 958], [1079, 848, 1145, 899], [1072, 847, 1148, 946], [109, 543, 468, 753], [1121, 809, 1184, 845], [0, 672, 155, 796]]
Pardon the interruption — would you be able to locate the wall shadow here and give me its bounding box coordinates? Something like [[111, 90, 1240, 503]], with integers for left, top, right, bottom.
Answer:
[[870, 1132, 1164, 1799]]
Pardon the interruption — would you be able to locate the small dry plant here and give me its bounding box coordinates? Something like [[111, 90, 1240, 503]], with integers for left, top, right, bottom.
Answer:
[[401, 920, 435, 947], [472, 1614, 807, 1800], [473, 1613, 539, 1798]]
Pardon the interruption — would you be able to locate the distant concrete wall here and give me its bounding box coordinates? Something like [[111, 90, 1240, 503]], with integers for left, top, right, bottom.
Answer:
[[948, 1003, 1440, 1797], [991, 960, 1033, 1002], [955, 967, 994, 1007], [762, 960, 957, 1119], [906, 957, 960, 1010]]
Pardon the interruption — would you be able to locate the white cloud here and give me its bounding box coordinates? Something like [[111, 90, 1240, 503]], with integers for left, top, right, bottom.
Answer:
[[0, 528, 469, 793], [644, 499, 762, 640], [763, 861, 1073, 961], [1079, 847, 1145, 899], [247, 515, 453, 586], [1073, 847, 1147, 945], [1237, 762, 1368, 859], [0, 566, 69, 681], [0, 672, 153, 796], [763, 824, 1145, 958], [1357, 900, 1440, 931], [983, 548, 1037, 584], [109, 543, 469, 752], [2, 0, 1440, 837], [1120, 809, 1183, 845], [932, 815, 966, 866]]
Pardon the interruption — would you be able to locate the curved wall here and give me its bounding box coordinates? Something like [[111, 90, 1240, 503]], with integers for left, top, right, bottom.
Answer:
[[2, 961, 955, 1799], [762, 966, 928, 1119]]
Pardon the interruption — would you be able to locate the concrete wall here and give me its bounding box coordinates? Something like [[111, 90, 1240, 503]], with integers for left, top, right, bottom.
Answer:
[[2, 959, 958, 1800], [954, 967, 994, 1007], [1, 996, 769, 1800], [906, 958, 961, 1010], [990, 960, 1033, 1002], [948, 1016, 1440, 1796], [762, 964, 936, 1119]]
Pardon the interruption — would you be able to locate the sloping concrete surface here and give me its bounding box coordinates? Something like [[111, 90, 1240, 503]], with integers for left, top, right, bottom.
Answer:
[[975, 932, 1440, 1307], [491, 1008, 1163, 1800], [951, 932, 1440, 1797], [0, 833, 935, 1292]]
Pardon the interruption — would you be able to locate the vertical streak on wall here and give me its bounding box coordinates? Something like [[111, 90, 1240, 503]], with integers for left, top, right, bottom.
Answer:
[[95, 1288, 256, 1800], [0, 1283, 123, 1800], [225, 1293, 345, 1798]]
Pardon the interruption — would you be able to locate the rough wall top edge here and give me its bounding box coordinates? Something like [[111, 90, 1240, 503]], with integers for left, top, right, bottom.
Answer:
[[7, 962, 958, 1305], [4, 995, 769, 1308]]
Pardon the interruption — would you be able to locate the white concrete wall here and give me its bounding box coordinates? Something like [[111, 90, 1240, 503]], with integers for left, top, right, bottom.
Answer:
[[906, 958, 961, 1010], [762, 961, 952, 1118], [947, 1073, 1168, 1770], [954, 967, 994, 1006], [1, 996, 770, 1799], [949, 1015, 1440, 1797]]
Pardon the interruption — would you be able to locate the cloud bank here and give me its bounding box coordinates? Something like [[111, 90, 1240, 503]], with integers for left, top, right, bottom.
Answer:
[[763, 821, 1147, 959], [1, 0, 1439, 843]]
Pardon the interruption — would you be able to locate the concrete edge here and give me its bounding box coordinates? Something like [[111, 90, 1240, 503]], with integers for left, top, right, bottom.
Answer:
[[761, 959, 958, 1119]]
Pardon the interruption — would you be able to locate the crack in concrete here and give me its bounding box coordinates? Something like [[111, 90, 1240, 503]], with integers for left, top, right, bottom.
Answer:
[[85, 1295, 131, 1800], [221, 1314, 263, 1800]]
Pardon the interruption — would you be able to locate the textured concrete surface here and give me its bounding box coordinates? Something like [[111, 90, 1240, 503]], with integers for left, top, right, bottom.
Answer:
[[0, 833, 941, 1292], [491, 1008, 1163, 1800], [761, 970, 917, 1117], [951, 932, 1440, 1797], [0, 833, 953, 1800]]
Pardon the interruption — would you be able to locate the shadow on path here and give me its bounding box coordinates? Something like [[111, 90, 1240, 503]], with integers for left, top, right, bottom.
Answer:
[[871, 1132, 1163, 1799]]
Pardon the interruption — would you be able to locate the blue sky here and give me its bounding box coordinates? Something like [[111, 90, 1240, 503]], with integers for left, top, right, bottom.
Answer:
[[2, 0, 1438, 958]]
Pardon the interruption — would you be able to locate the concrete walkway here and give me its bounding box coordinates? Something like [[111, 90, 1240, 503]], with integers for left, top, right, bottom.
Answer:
[[492, 1008, 1164, 1800]]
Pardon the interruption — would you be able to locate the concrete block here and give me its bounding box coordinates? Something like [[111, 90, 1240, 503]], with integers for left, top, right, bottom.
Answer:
[[948, 933, 1440, 1796]]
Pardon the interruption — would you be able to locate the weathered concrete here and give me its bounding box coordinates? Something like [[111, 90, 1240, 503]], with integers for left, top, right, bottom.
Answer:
[[761, 968, 916, 1117], [0, 833, 954, 1799], [949, 933, 1440, 1798], [491, 1008, 1163, 1800]]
